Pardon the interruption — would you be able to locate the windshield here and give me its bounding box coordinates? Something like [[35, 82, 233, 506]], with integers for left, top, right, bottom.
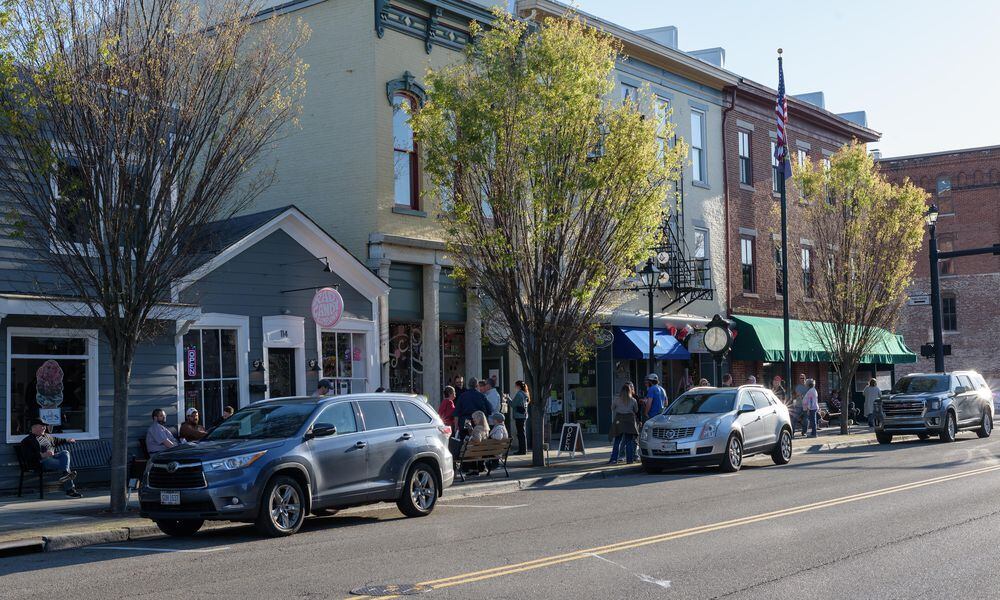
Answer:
[[892, 375, 949, 394], [665, 391, 736, 415], [204, 404, 316, 440]]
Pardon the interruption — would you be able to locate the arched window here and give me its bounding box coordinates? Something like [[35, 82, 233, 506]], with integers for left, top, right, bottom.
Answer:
[[392, 93, 419, 209]]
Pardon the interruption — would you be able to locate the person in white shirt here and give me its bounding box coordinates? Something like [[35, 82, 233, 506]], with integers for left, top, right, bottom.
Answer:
[[863, 378, 881, 429], [488, 412, 509, 440], [480, 378, 502, 414]]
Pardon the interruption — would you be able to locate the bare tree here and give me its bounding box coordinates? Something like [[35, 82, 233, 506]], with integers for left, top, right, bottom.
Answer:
[[794, 142, 927, 433], [411, 12, 684, 466], [0, 0, 308, 511]]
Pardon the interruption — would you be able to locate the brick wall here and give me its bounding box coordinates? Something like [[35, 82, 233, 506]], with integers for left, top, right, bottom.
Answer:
[[879, 147, 1000, 389]]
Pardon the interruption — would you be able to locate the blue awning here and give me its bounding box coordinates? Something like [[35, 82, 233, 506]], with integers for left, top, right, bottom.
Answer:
[[613, 326, 691, 360]]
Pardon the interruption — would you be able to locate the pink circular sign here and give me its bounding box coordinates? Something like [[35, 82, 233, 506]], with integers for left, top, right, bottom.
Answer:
[[311, 287, 344, 328]]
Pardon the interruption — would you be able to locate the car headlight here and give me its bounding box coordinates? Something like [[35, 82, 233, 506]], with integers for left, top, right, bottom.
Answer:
[[640, 424, 651, 441], [700, 420, 720, 440], [203, 451, 267, 472], [927, 398, 941, 410]]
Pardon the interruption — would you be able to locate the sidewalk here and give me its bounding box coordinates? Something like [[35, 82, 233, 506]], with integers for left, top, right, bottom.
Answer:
[[0, 427, 878, 556]]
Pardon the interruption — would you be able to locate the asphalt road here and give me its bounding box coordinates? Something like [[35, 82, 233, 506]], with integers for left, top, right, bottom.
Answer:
[[4, 433, 1000, 600]]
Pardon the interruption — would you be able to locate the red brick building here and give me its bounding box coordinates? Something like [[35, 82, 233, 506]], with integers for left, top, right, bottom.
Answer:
[[878, 146, 1000, 389], [721, 80, 888, 402]]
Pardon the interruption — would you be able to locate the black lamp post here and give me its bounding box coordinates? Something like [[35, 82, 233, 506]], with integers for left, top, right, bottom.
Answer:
[[925, 204, 945, 373], [638, 258, 659, 378]]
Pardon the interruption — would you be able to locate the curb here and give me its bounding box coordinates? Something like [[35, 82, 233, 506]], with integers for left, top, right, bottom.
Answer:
[[3, 435, 879, 557]]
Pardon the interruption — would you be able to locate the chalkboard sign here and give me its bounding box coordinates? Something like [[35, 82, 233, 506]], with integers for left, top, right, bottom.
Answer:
[[556, 423, 586, 458]]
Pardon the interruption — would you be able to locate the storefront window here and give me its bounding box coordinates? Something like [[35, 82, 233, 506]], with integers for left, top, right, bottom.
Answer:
[[388, 323, 423, 393], [320, 331, 368, 395], [183, 328, 239, 428], [440, 326, 465, 390], [565, 356, 598, 433], [8, 330, 97, 439]]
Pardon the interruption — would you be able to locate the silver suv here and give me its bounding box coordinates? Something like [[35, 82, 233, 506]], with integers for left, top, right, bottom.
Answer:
[[875, 371, 994, 444], [139, 394, 454, 537], [638, 385, 793, 474]]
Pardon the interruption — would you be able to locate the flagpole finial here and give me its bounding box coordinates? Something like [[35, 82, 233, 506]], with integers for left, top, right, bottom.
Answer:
[[777, 48, 783, 55]]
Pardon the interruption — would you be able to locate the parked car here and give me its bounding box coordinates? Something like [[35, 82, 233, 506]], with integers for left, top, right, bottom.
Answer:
[[875, 371, 993, 444], [139, 394, 454, 537], [638, 385, 793, 474]]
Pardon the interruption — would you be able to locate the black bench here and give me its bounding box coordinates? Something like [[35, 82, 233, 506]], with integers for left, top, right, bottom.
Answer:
[[14, 439, 112, 499], [454, 438, 512, 482]]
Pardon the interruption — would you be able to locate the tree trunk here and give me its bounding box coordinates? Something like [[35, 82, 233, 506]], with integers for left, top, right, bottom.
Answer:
[[839, 364, 858, 435], [109, 351, 135, 514], [529, 375, 546, 467]]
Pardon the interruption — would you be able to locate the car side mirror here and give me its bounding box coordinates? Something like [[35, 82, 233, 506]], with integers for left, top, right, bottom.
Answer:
[[305, 425, 337, 440], [954, 386, 967, 395], [738, 405, 756, 415]]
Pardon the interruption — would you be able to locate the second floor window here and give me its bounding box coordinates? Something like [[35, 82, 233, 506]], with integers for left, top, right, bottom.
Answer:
[[654, 97, 670, 160], [797, 148, 807, 169], [392, 93, 419, 210], [802, 246, 814, 298], [52, 162, 93, 247], [693, 228, 707, 287], [774, 243, 784, 295], [738, 131, 751, 185], [741, 236, 755, 293], [938, 234, 955, 275], [942, 295, 958, 331], [691, 111, 706, 183], [771, 141, 780, 193]]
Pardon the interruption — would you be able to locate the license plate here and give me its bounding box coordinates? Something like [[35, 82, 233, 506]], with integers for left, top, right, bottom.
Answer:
[[661, 441, 677, 451], [160, 491, 181, 505]]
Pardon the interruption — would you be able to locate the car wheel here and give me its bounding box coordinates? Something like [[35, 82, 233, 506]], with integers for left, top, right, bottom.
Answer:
[[642, 461, 663, 475], [397, 462, 438, 518], [875, 431, 893, 445], [154, 519, 203, 537], [771, 428, 792, 465], [719, 434, 743, 473], [940, 412, 957, 443], [256, 475, 305, 537], [917, 433, 931, 440], [977, 411, 993, 439]]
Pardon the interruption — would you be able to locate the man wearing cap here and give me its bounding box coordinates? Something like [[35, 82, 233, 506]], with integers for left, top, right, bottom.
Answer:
[[19, 419, 81, 498], [314, 379, 333, 397], [644, 374, 668, 419], [179, 408, 207, 442]]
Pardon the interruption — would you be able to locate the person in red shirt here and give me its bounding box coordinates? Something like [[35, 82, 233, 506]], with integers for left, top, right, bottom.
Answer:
[[438, 386, 457, 435]]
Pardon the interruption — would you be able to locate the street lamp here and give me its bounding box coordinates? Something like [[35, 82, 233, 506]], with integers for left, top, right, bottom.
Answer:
[[925, 204, 945, 373], [637, 258, 659, 378]]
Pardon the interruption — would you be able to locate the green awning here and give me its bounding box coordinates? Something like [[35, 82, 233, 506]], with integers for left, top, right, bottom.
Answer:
[[730, 315, 917, 365]]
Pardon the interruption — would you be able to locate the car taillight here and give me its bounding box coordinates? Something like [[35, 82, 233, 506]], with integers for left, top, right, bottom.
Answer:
[[439, 425, 452, 437]]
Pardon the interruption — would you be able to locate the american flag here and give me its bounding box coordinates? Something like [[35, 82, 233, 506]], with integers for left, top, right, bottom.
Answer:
[[774, 54, 791, 178]]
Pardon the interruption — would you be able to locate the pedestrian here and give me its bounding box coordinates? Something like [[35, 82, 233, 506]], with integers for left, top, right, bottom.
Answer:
[[439, 386, 457, 433], [455, 378, 491, 435], [511, 380, 530, 455], [480, 378, 501, 414], [488, 412, 509, 440], [313, 379, 333, 397], [747, 375, 757, 385], [212, 406, 235, 429], [19, 419, 81, 498], [863, 378, 881, 429], [146, 408, 179, 455], [179, 407, 207, 442], [771, 376, 786, 402], [629, 382, 647, 423], [803, 378, 820, 437], [453, 375, 466, 396], [698, 378, 710, 387], [644, 374, 667, 418], [470, 411, 489, 442], [608, 384, 640, 464], [722, 373, 734, 387]]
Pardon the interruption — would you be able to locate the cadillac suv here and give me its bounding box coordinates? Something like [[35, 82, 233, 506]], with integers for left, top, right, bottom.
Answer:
[[139, 394, 454, 537], [875, 371, 993, 444], [638, 385, 793, 474]]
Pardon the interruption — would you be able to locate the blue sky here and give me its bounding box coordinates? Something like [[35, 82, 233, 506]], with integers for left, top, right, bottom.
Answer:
[[575, 0, 1000, 158]]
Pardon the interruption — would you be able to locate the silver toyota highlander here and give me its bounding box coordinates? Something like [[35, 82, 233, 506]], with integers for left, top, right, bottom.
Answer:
[[639, 385, 793, 474]]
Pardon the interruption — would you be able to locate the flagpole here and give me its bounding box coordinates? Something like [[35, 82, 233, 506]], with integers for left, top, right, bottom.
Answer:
[[777, 49, 793, 402]]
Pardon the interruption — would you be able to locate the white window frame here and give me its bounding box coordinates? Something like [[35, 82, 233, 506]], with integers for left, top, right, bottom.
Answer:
[[797, 148, 808, 168], [316, 316, 378, 395], [771, 140, 781, 193], [690, 110, 707, 183], [176, 314, 250, 425], [738, 130, 752, 185], [6, 327, 100, 443]]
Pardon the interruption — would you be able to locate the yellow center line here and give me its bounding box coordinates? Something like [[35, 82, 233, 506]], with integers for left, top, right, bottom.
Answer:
[[347, 463, 1000, 599]]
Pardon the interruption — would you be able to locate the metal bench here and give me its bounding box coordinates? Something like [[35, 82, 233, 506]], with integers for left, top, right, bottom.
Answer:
[[454, 437, 512, 482], [14, 439, 112, 499]]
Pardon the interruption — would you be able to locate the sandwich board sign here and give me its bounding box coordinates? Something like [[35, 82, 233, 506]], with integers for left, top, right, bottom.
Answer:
[[556, 422, 585, 458]]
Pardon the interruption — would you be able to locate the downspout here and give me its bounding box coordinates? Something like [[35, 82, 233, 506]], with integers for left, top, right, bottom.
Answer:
[[721, 84, 737, 318]]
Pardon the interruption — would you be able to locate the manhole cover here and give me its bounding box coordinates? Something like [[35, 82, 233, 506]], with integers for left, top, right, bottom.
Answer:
[[350, 583, 430, 596]]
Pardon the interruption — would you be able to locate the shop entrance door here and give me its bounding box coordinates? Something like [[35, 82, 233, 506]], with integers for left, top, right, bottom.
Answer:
[[268, 348, 297, 398]]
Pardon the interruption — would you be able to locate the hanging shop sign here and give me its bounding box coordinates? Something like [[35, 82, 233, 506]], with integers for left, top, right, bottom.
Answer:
[[312, 287, 344, 328]]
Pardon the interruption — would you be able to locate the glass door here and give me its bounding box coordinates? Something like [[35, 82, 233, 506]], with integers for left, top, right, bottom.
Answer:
[[268, 348, 296, 398]]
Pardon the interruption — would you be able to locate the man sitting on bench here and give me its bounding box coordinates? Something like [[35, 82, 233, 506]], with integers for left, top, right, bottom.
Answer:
[[20, 419, 82, 498]]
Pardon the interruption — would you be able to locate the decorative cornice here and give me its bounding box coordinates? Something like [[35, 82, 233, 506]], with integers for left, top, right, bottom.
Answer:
[[375, 0, 490, 53], [386, 71, 427, 106]]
